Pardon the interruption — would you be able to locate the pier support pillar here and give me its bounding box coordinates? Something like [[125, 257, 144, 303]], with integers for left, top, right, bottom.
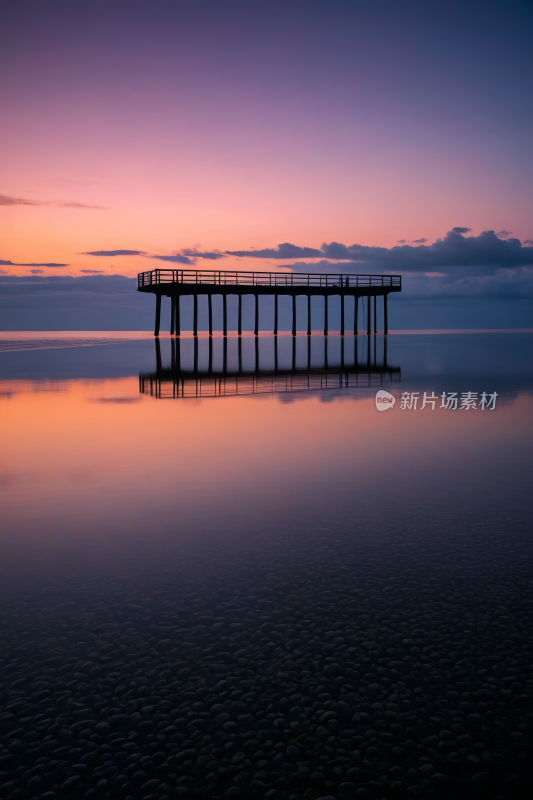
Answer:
[[274, 294, 278, 335], [176, 295, 180, 336], [170, 296, 175, 335], [292, 294, 296, 336], [354, 296, 358, 335], [340, 294, 345, 336], [307, 294, 311, 336], [384, 293, 388, 334], [155, 337, 162, 371], [254, 293, 259, 335], [154, 294, 161, 337], [324, 295, 328, 336], [238, 294, 242, 335], [208, 294, 213, 336], [193, 294, 198, 337], [292, 332, 296, 369], [223, 294, 227, 336], [367, 295, 371, 336], [374, 295, 377, 334]]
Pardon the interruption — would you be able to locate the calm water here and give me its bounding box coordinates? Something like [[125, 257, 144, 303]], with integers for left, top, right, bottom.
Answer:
[[0, 331, 532, 800]]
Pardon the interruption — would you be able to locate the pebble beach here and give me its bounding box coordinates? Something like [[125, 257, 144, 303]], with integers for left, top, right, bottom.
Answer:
[[1, 523, 532, 800]]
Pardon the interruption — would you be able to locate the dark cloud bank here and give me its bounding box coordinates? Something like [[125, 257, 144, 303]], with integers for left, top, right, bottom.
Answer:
[[1, 272, 532, 331], [0, 275, 154, 331], [226, 229, 533, 310], [227, 229, 533, 272], [81, 230, 533, 277]]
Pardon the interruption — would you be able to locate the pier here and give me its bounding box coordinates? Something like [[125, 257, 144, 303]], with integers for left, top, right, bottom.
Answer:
[[137, 269, 401, 337], [139, 333, 400, 399]]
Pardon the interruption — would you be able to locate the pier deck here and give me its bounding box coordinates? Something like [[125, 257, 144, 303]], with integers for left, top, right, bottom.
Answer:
[[137, 268, 401, 336]]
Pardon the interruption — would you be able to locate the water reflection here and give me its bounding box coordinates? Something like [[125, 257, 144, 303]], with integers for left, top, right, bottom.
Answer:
[[1, 333, 532, 799], [141, 334, 401, 398]]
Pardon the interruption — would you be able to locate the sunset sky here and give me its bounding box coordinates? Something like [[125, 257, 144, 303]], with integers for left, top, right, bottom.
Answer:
[[1, 0, 532, 328]]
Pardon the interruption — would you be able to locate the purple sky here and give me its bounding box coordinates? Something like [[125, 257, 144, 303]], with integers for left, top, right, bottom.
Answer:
[[1, 0, 532, 327]]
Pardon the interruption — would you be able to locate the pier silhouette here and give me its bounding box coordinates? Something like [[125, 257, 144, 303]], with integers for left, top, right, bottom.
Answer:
[[139, 334, 400, 399], [137, 269, 401, 337]]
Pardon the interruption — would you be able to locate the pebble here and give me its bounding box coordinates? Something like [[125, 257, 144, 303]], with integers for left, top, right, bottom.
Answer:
[[0, 528, 532, 799]]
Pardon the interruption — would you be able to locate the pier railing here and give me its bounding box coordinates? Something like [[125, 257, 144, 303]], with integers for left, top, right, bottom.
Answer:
[[138, 269, 401, 289]]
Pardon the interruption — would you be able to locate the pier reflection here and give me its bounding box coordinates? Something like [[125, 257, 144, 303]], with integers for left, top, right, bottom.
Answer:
[[140, 334, 400, 399]]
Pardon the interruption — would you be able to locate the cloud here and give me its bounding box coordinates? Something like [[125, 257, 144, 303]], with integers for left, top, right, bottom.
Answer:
[[151, 254, 194, 264], [259, 229, 533, 272], [181, 248, 226, 260], [82, 250, 145, 256], [81, 269, 104, 274], [84, 247, 224, 264], [412, 238, 427, 243], [0, 194, 104, 209], [0, 194, 40, 207], [496, 230, 512, 238], [0, 259, 68, 267], [225, 243, 323, 259], [30, 269, 43, 274], [397, 239, 406, 243]]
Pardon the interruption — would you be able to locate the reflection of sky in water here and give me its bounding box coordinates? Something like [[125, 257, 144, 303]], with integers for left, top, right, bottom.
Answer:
[[0, 332, 532, 590]]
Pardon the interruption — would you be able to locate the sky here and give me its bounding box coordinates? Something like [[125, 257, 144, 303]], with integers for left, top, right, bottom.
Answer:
[[1, 0, 532, 329]]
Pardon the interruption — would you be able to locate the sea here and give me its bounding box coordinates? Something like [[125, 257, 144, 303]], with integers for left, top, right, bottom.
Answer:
[[0, 330, 532, 800]]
